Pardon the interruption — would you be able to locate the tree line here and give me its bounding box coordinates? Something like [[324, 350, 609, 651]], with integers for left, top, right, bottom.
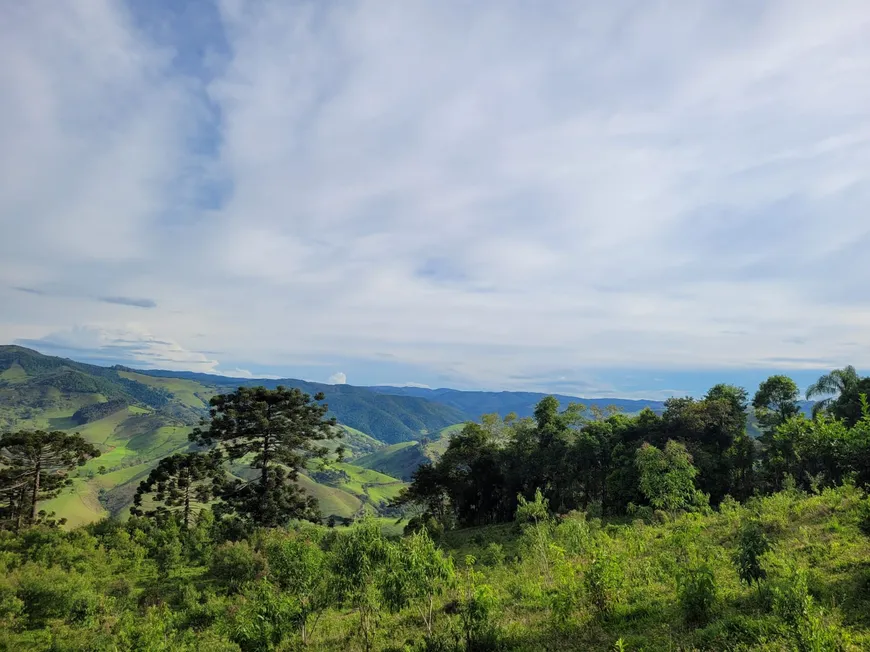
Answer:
[[395, 367, 870, 530]]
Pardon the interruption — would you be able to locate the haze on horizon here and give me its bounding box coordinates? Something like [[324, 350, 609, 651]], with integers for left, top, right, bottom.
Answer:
[[2, 1, 869, 399]]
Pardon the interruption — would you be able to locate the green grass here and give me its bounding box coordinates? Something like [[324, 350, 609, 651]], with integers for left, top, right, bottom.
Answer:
[[91, 462, 153, 490], [40, 478, 108, 528], [0, 362, 28, 384], [117, 370, 216, 409], [296, 472, 364, 518], [73, 406, 138, 445]]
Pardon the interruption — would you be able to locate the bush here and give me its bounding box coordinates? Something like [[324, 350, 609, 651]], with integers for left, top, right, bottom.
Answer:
[[459, 584, 501, 651], [555, 511, 591, 556], [734, 520, 770, 585], [14, 564, 101, 626], [209, 541, 265, 593], [857, 498, 870, 536], [768, 562, 847, 652], [677, 563, 718, 625], [584, 552, 619, 616], [481, 542, 505, 567], [404, 514, 445, 540]]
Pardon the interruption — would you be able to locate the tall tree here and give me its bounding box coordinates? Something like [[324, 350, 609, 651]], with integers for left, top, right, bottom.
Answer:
[[829, 376, 870, 427], [806, 366, 861, 418], [131, 451, 224, 528], [635, 440, 707, 512], [0, 430, 99, 525], [190, 386, 338, 527], [752, 375, 800, 437]]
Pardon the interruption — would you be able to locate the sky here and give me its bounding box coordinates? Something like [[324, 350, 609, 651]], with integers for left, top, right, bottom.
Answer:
[[2, 1, 870, 399]]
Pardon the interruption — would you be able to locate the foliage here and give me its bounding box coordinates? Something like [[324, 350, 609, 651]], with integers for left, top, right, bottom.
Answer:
[[0, 430, 100, 528], [191, 385, 339, 527], [584, 549, 620, 617], [382, 530, 455, 635], [635, 440, 708, 512], [329, 517, 391, 651], [131, 450, 224, 528], [734, 520, 770, 585], [263, 531, 333, 645], [753, 375, 801, 436], [209, 540, 266, 593], [677, 562, 718, 625]]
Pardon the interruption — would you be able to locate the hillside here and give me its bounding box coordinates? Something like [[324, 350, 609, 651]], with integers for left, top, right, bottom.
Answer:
[[133, 368, 470, 444], [367, 386, 669, 418], [0, 346, 415, 525], [356, 423, 466, 480]]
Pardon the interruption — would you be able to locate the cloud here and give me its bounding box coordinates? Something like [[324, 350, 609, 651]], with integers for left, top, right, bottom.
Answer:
[[3, 1, 870, 396], [328, 372, 347, 385], [99, 296, 157, 309], [13, 287, 45, 296], [15, 324, 220, 373]]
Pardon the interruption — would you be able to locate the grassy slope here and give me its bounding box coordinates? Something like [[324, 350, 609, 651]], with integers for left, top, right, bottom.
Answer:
[[308, 485, 870, 650], [117, 370, 216, 410], [356, 422, 465, 479]]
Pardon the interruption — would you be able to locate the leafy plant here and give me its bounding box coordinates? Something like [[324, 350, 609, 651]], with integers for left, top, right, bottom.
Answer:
[[677, 563, 717, 625], [734, 520, 770, 585], [584, 550, 620, 617]]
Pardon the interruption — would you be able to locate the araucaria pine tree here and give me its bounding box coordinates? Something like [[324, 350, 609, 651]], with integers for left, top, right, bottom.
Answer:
[[0, 430, 99, 529], [131, 450, 225, 528], [190, 386, 339, 527]]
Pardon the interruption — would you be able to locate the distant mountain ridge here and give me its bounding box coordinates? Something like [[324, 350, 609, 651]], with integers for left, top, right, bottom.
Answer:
[[366, 385, 669, 418], [132, 368, 468, 444]]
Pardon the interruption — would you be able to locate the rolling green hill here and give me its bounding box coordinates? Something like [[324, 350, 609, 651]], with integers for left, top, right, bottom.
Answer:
[[0, 346, 420, 526], [356, 423, 466, 480]]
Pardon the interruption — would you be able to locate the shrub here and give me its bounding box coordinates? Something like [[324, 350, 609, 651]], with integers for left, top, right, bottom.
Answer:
[[769, 561, 847, 652], [14, 564, 100, 626], [857, 498, 870, 536], [481, 542, 505, 567], [584, 552, 620, 616], [458, 584, 501, 651], [677, 563, 718, 625], [405, 514, 445, 540], [734, 520, 770, 585], [555, 511, 591, 556], [209, 541, 265, 593], [263, 534, 332, 645]]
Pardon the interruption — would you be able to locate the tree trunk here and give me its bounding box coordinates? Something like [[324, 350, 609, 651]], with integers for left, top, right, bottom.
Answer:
[[184, 481, 191, 530], [15, 484, 26, 533], [30, 461, 41, 523]]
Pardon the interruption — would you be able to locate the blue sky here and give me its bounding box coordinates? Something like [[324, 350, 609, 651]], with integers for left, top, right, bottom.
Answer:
[[2, 1, 870, 399]]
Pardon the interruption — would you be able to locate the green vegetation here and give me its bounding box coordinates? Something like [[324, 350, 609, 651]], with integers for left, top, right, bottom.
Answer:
[[1, 483, 870, 649], [0, 430, 100, 528], [7, 348, 870, 649]]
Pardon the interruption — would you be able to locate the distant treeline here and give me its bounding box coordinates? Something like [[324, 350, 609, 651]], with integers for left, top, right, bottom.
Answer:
[[71, 398, 129, 425], [397, 368, 870, 528]]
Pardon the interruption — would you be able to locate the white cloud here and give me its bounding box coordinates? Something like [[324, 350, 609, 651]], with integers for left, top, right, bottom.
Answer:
[[3, 1, 870, 394], [327, 372, 347, 385], [16, 324, 220, 372]]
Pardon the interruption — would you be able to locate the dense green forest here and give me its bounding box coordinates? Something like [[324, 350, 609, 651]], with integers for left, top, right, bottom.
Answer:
[[3, 359, 870, 650]]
